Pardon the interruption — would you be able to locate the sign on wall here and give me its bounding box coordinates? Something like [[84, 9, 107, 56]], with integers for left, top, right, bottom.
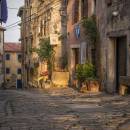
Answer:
[[50, 34, 59, 45]]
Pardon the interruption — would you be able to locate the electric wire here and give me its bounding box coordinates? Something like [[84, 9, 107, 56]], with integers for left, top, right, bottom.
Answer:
[[6, 3, 66, 30]]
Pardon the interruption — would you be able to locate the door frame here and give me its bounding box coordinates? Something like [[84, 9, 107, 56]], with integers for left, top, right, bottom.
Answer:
[[115, 36, 127, 92], [16, 79, 22, 89]]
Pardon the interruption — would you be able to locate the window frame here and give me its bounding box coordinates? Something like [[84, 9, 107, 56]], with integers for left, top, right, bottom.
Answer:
[[6, 68, 10, 74], [17, 54, 22, 61], [6, 53, 10, 60], [17, 68, 22, 74]]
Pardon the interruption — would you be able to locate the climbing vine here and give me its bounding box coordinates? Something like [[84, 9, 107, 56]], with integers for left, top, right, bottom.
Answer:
[[82, 15, 99, 45]]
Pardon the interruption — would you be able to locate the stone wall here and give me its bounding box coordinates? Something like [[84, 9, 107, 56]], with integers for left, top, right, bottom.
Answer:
[[96, 0, 130, 93]]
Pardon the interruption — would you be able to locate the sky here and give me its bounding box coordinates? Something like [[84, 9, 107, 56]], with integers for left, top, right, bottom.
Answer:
[[4, 0, 24, 42]]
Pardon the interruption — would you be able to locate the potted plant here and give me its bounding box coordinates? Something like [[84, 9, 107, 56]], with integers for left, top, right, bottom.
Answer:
[[76, 62, 100, 93]]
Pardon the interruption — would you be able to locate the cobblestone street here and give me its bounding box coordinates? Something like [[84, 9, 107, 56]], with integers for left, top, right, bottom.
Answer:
[[0, 88, 130, 130]]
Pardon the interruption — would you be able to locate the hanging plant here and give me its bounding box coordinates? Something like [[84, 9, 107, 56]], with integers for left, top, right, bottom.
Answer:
[[82, 15, 99, 44]]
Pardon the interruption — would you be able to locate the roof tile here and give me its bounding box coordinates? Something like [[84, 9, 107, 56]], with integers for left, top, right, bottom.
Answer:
[[4, 42, 21, 52]]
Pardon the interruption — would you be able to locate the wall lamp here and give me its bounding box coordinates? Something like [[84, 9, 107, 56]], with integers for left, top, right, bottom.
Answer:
[[112, 11, 119, 17]]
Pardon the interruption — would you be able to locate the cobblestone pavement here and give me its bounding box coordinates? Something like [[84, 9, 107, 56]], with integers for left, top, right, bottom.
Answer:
[[0, 88, 130, 130]]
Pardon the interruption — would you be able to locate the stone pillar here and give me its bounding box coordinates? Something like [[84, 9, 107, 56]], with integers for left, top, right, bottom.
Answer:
[[106, 38, 116, 93], [80, 42, 86, 64]]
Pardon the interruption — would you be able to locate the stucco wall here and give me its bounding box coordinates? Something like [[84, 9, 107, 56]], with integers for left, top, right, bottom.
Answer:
[[5, 52, 22, 81]]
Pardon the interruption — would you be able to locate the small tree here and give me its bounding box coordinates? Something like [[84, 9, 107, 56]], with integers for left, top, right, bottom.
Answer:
[[34, 38, 55, 79]]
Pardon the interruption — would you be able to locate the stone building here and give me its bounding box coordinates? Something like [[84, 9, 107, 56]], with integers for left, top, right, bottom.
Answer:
[[67, 0, 97, 82], [4, 43, 22, 89], [0, 26, 5, 87], [67, 0, 130, 93], [18, 3, 32, 88], [96, 0, 130, 93], [18, 0, 67, 88]]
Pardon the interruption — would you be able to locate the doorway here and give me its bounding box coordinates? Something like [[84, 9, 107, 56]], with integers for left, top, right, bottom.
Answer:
[[74, 48, 79, 70], [16, 79, 22, 89], [71, 48, 80, 80], [116, 36, 127, 92]]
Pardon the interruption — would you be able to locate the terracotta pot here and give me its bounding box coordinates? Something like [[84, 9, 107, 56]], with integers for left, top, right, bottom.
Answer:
[[80, 82, 88, 93], [119, 85, 127, 96], [89, 80, 100, 92]]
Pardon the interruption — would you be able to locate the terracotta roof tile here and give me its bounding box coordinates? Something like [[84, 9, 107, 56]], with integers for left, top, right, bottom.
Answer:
[[4, 42, 21, 52]]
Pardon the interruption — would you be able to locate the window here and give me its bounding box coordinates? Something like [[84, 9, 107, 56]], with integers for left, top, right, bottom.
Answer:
[[17, 54, 22, 61], [73, 0, 79, 24], [93, 0, 96, 14], [6, 54, 10, 60], [6, 68, 10, 74], [81, 0, 88, 18], [43, 20, 46, 36], [64, 0, 69, 6], [17, 68, 22, 74], [106, 0, 112, 7]]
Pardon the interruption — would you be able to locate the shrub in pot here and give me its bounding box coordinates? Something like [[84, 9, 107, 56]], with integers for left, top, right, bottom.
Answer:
[[76, 62, 100, 92]]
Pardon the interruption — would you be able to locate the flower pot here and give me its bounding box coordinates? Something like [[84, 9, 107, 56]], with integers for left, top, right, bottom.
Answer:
[[119, 85, 127, 96], [80, 82, 88, 93], [89, 80, 100, 92]]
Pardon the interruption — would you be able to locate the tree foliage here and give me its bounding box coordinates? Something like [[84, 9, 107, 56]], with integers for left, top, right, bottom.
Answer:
[[33, 38, 55, 78], [35, 38, 54, 62]]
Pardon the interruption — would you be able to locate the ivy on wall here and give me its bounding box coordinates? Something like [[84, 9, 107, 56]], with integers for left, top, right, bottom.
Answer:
[[82, 15, 99, 45]]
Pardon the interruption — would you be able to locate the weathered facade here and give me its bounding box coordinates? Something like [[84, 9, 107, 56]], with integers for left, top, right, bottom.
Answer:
[[0, 26, 5, 87], [4, 43, 22, 88], [67, 0, 97, 82], [18, 0, 67, 88], [18, 3, 31, 88], [18, 0, 130, 93], [96, 0, 130, 93], [67, 0, 130, 93]]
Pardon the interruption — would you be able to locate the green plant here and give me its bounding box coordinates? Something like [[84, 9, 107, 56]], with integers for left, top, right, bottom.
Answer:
[[76, 62, 96, 82], [82, 15, 99, 44], [33, 38, 55, 79], [76, 64, 85, 82]]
